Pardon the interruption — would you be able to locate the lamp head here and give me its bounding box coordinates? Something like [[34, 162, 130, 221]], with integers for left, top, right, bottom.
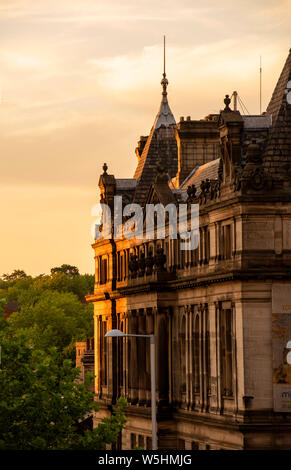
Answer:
[[105, 329, 125, 338]]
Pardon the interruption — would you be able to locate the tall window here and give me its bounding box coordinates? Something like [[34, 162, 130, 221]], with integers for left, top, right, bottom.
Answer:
[[100, 257, 108, 285], [117, 252, 124, 281], [202, 227, 210, 264], [221, 308, 233, 397], [222, 224, 232, 260], [192, 247, 199, 266], [193, 314, 200, 394]]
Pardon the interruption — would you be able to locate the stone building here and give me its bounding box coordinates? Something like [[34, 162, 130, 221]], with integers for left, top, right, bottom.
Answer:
[[87, 49, 291, 449], [76, 338, 94, 392]]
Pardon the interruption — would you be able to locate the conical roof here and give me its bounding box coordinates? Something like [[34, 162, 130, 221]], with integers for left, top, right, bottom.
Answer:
[[153, 74, 176, 129], [133, 72, 177, 205], [266, 49, 291, 123], [264, 49, 291, 180]]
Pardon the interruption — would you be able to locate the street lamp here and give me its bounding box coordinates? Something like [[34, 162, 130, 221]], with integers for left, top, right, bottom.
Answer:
[[105, 329, 157, 450]]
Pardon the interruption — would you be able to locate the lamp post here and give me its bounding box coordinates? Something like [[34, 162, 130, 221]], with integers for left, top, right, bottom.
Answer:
[[105, 329, 157, 450]]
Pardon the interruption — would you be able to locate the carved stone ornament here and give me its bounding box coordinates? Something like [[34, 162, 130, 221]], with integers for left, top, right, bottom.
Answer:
[[186, 184, 197, 201], [154, 247, 167, 272], [232, 140, 273, 192], [129, 254, 139, 278], [199, 178, 221, 204], [138, 252, 146, 276], [145, 249, 154, 275], [233, 165, 273, 192]]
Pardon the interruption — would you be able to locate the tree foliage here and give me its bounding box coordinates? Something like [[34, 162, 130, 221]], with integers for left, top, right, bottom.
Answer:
[[0, 268, 95, 361], [0, 328, 127, 450], [51, 264, 79, 277], [8, 290, 93, 359], [0, 267, 127, 450], [2, 269, 27, 282]]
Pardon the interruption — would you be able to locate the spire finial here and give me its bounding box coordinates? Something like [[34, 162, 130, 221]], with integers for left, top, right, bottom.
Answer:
[[224, 94, 231, 111], [161, 35, 168, 96], [164, 35, 166, 76]]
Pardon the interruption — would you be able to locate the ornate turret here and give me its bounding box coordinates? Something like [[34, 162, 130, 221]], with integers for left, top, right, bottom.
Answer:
[[153, 52, 176, 129], [133, 37, 178, 206]]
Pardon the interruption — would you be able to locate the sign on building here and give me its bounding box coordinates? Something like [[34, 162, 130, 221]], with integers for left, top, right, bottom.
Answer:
[[272, 284, 291, 412]]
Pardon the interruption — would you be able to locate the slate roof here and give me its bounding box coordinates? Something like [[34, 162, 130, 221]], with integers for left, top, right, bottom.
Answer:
[[133, 75, 178, 206], [242, 115, 272, 129], [264, 49, 291, 180], [267, 50, 291, 123], [180, 158, 221, 196], [116, 179, 137, 190]]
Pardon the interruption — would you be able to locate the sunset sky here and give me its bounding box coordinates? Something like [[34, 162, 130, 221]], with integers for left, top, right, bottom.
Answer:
[[0, 0, 290, 276]]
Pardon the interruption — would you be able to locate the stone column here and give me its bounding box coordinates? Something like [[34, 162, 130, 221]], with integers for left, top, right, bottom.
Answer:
[[185, 305, 190, 408], [214, 301, 222, 413], [137, 309, 147, 405], [197, 304, 203, 411], [217, 222, 222, 260], [128, 310, 138, 405], [208, 303, 217, 414], [107, 310, 117, 403], [189, 306, 194, 409], [201, 303, 209, 412], [209, 223, 216, 267], [94, 313, 100, 395], [156, 308, 169, 405], [199, 228, 204, 265], [124, 313, 129, 398], [145, 308, 154, 406], [232, 217, 236, 258]]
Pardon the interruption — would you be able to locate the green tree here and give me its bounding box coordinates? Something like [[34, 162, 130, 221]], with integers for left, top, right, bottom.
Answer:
[[51, 264, 79, 277], [0, 329, 127, 450], [8, 290, 93, 360], [2, 269, 27, 282], [0, 266, 94, 361], [4, 272, 94, 304]]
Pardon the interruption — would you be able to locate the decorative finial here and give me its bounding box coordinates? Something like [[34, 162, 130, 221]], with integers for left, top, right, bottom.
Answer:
[[103, 163, 108, 175], [161, 35, 168, 96], [224, 94, 231, 111]]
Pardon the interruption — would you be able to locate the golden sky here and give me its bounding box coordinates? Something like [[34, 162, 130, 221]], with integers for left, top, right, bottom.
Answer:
[[0, 0, 290, 276]]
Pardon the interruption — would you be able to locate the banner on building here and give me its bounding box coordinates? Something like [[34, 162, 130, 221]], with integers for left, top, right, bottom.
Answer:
[[272, 284, 291, 412]]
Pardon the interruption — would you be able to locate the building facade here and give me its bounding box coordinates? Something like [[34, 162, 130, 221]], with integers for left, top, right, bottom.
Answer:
[[76, 338, 94, 391], [87, 50, 291, 449]]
